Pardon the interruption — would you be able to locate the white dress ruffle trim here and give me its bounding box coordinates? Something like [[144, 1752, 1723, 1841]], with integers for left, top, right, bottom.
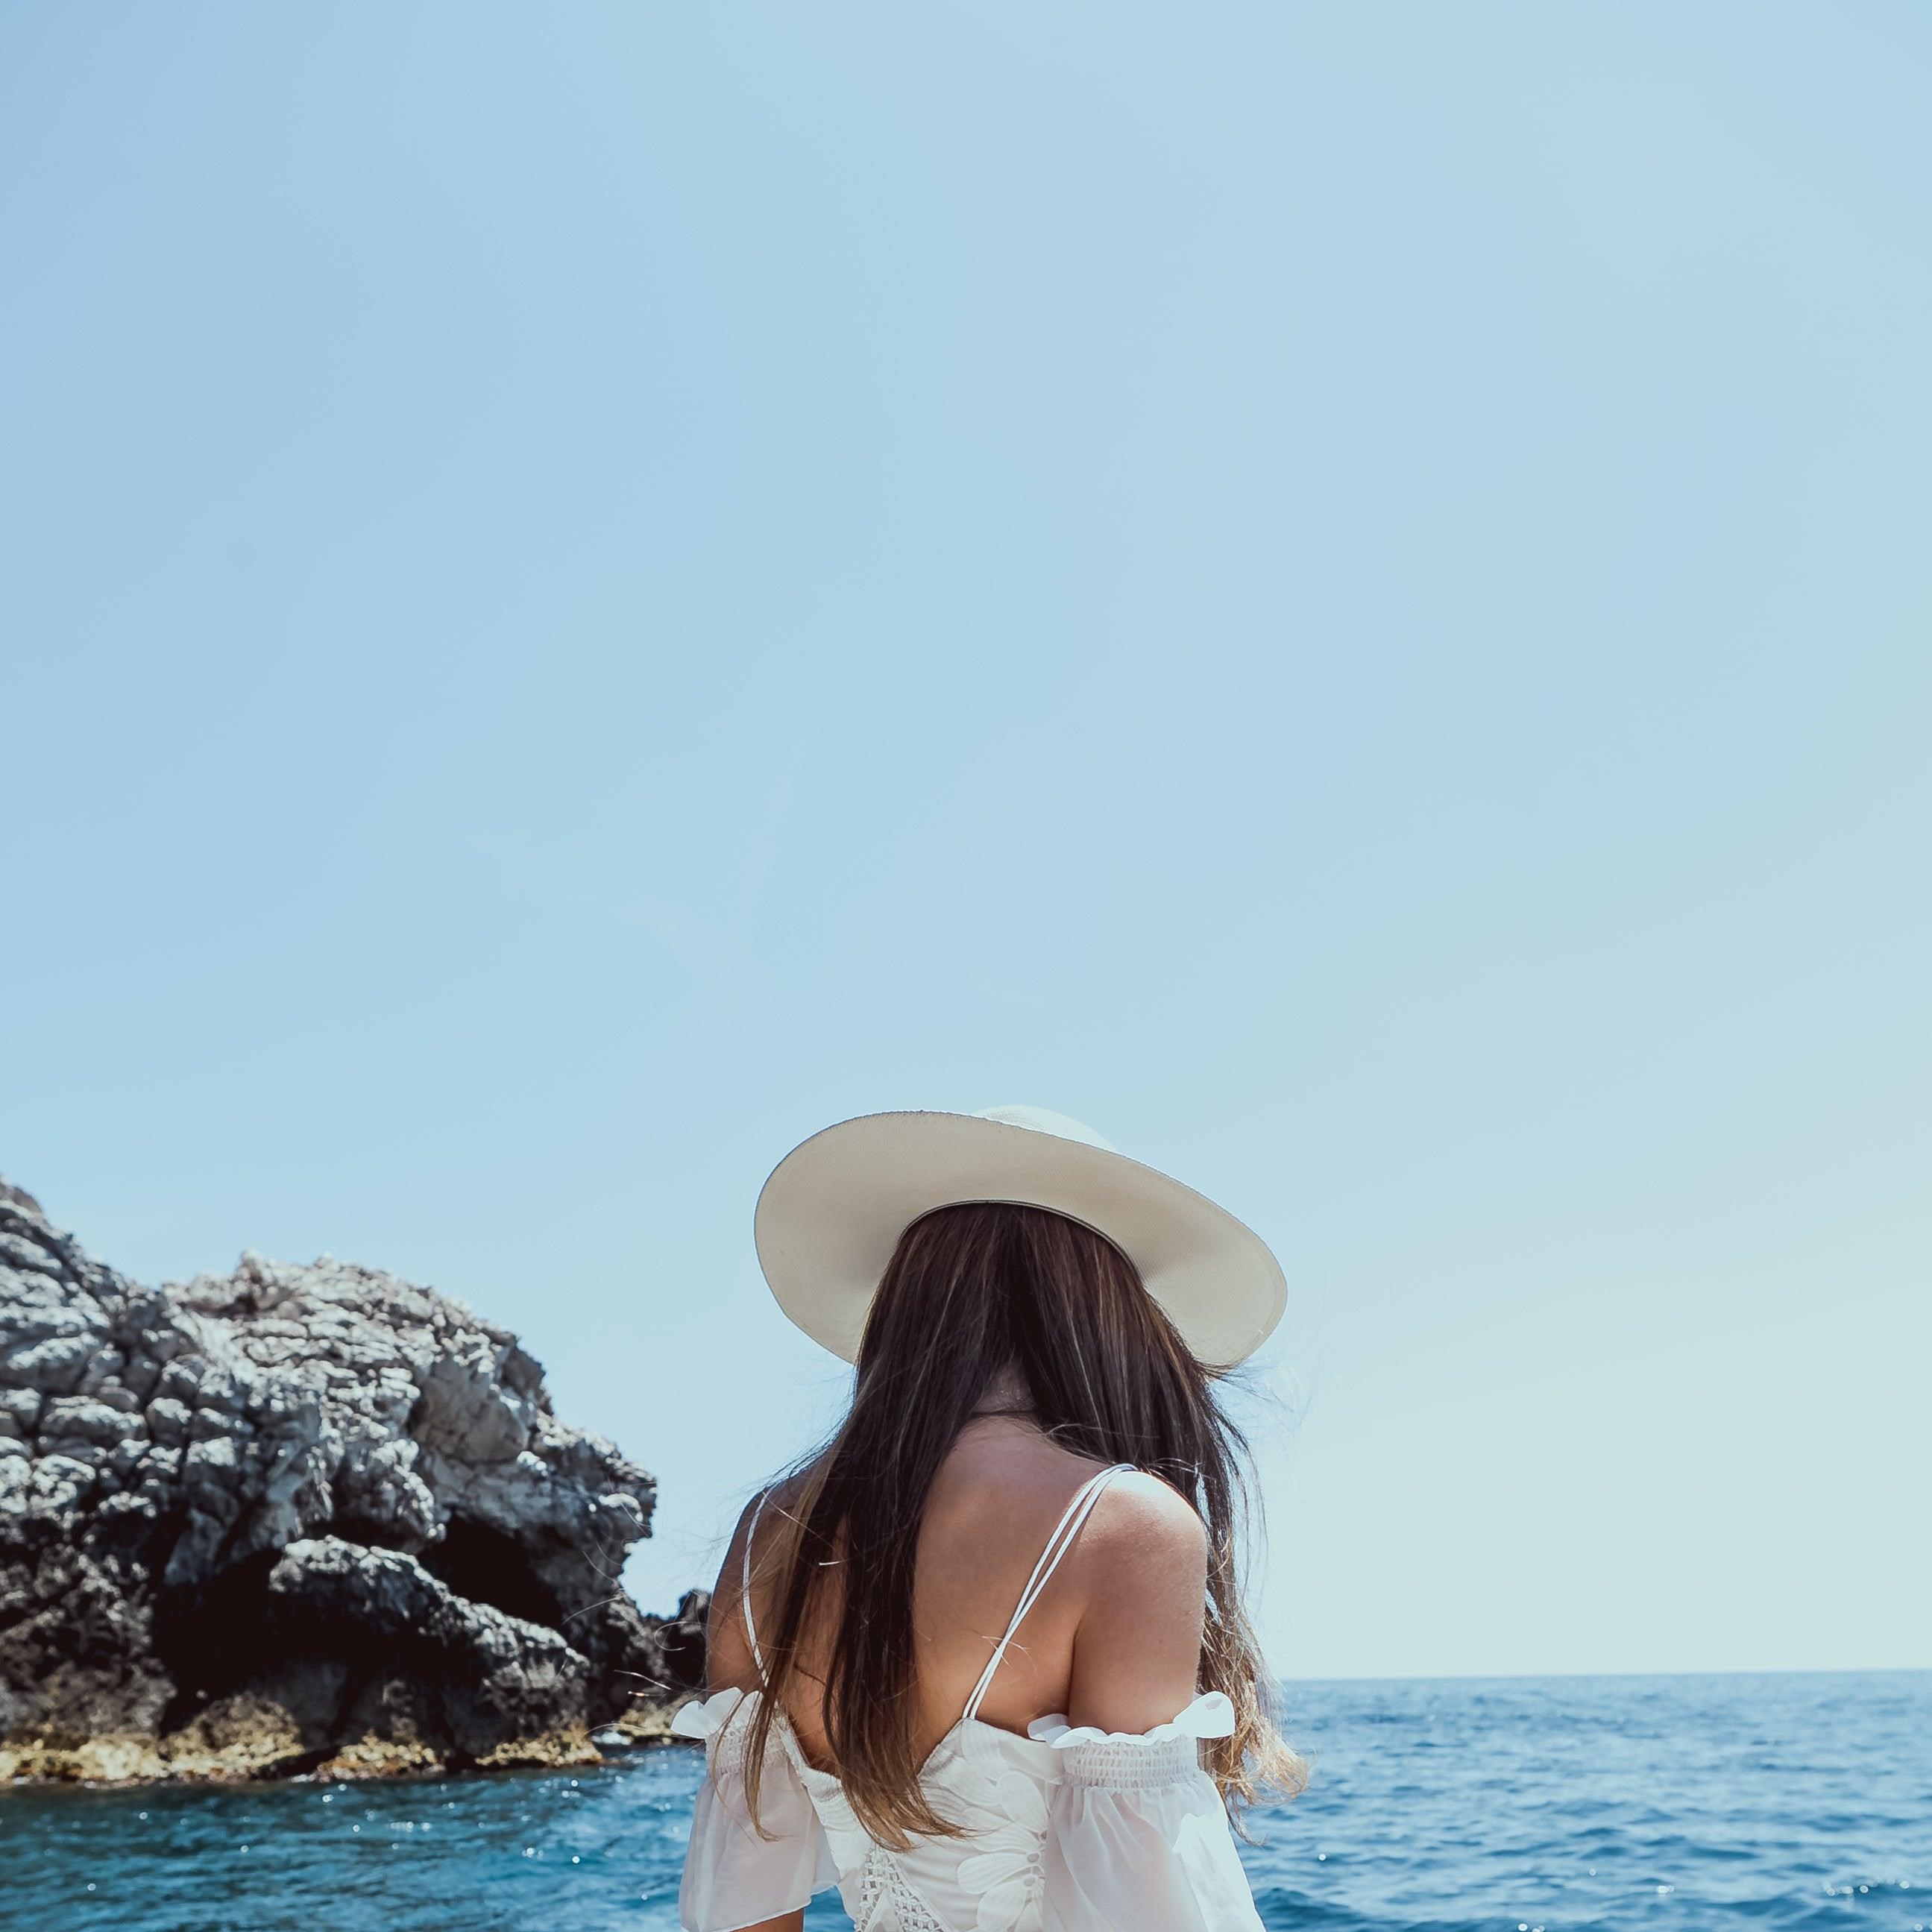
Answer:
[[674, 1687, 1265, 1932], [1027, 1689, 1237, 1749]]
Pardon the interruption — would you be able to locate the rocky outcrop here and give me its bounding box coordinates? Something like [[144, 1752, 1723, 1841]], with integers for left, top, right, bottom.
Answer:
[[0, 1178, 707, 1782]]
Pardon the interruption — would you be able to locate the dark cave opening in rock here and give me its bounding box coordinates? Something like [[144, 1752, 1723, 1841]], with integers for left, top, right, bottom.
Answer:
[[150, 1549, 391, 1745], [151, 1549, 286, 1714], [421, 1517, 561, 1630]]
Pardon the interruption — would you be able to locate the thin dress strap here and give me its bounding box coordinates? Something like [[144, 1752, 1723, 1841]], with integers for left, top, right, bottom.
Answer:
[[740, 1487, 770, 1678], [960, 1461, 1136, 1725]]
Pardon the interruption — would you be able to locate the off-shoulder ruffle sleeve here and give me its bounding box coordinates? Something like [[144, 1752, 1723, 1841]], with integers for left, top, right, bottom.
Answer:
[[1028, 1691, 1265, 1932], [672, 1687, 840, 1932]]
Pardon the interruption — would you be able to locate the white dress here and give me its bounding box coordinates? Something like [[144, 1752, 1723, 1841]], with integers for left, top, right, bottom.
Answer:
[[674, 1463, 1267, 1932]]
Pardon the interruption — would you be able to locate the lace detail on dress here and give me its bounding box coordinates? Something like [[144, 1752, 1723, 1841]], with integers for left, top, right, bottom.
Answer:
[[673, 1687, 783, 1785], [1051, 1732, 1201, 1791], [708, 1709, 788, 1790], [850, 1847, 955, 1932]]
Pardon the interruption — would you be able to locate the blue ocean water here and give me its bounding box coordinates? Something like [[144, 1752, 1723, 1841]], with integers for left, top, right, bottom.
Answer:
[[7, 1672, 1927, 1931]]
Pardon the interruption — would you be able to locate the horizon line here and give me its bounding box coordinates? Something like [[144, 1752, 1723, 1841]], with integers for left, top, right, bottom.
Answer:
[[1283, 1662, 1929, 1686]]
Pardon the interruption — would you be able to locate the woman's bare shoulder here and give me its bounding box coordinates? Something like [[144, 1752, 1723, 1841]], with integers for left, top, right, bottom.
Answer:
[[1080, 1467, 1208, 1565], [1063, 1472, 1209, 1731]]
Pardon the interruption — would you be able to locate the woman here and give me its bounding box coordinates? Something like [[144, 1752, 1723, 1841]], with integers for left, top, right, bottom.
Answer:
[[675, 1106, 1304, 1932]]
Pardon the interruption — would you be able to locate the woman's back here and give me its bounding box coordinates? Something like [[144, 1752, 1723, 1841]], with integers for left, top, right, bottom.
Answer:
[[678, 1422, 1262, 1932], [708, 1415, 1210, 1770]]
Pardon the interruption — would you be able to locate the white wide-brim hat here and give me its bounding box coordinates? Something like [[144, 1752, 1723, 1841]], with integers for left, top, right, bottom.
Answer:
[[754, 1106, 1286, 1369]]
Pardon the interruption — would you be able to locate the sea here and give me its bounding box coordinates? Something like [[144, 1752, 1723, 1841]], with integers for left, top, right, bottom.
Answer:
[[8, 1672, 1928, 1931]]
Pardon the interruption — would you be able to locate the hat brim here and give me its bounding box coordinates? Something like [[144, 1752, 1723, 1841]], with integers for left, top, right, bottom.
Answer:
[[753, 1110, 1286, 1369]]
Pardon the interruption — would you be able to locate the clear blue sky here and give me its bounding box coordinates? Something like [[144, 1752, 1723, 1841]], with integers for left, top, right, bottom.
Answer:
[[4, 3, 1927, 1680]]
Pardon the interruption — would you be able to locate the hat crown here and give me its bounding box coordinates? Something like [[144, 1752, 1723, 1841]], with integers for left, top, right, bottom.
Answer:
[[972, 1104, 1118, 1154]]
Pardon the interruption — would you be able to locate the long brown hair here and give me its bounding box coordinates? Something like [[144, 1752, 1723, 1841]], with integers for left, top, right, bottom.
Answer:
[[734, 1201, 1305, 1846]]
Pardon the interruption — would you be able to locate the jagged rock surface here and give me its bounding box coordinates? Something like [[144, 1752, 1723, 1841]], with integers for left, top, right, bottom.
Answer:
[[0, 1180, 707, 1781]]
